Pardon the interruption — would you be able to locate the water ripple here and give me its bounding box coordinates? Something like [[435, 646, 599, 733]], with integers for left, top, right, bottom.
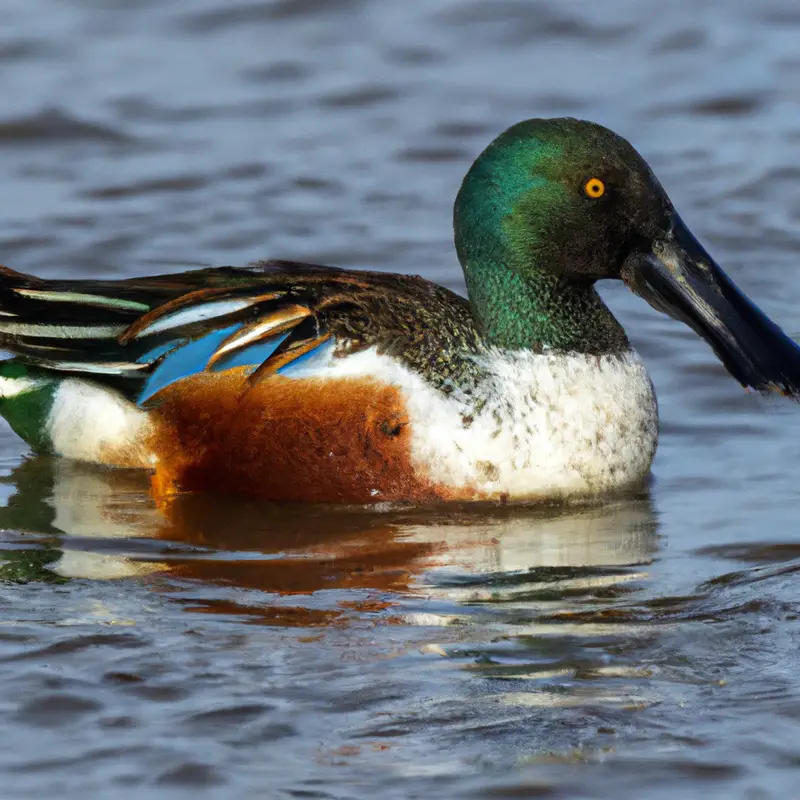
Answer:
[[0, 0, 799, 797]]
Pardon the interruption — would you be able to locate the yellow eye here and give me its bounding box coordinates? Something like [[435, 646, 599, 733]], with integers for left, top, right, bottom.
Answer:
[[584, 178, 605, 199]]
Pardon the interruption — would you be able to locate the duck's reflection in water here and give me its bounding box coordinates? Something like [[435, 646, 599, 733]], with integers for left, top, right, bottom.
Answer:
[[0, 458, 659, 629]]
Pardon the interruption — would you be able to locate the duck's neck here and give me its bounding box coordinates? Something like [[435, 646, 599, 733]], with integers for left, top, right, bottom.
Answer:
[[459, 257, 628, 354], [454, 159, 629, 355]]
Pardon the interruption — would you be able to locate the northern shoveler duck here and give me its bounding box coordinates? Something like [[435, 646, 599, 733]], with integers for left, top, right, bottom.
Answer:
[[0, 118, 798, 504]]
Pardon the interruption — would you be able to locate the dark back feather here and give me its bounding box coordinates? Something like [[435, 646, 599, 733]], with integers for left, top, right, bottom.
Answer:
[[0, 261, 483, 401]]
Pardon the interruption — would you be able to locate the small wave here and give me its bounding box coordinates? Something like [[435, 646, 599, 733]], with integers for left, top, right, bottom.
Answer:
[[80, 175, 208, 201], [0, 109, 131, 146], [177, 0, 363, 33]]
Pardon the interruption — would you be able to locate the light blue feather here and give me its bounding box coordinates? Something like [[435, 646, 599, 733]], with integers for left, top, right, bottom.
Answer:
[[138, 325, 241, 404], [210, 334, 288, 372], [136, 325, 335, 405], [136, 340, 183, 364], [277, 338, 336, 377]]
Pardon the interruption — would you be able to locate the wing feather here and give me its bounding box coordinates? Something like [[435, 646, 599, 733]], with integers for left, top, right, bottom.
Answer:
[[0, 259, 479, 401], [206, 304, 311, 368], [119, 288, 285, 343], [247, 323, 333, 384]]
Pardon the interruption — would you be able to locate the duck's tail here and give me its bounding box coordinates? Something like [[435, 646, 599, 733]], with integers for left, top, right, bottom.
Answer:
[[0, 264, 174, 394], [0, 264, 162, 452]]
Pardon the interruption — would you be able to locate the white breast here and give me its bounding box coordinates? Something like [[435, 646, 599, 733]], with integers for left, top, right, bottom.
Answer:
[[317, 347, 659, 501]]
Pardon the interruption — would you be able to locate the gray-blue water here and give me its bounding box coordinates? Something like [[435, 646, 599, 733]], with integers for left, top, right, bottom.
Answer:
[[1, 1, 800, 797]]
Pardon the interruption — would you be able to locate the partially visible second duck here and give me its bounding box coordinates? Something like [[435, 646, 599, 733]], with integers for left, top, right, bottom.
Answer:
[[0, 118, 798, 503]]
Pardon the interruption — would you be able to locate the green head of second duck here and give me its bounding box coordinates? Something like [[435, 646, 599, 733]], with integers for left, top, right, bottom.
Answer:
[[454, 117, 800, 395]]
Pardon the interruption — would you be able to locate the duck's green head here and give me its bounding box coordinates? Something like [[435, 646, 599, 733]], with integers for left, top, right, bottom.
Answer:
[[455, 118, 670, 284], [455, 117, 800, 396]]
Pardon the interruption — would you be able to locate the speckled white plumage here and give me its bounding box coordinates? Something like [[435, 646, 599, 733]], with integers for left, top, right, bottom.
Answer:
[[295, 345, 659, 500]]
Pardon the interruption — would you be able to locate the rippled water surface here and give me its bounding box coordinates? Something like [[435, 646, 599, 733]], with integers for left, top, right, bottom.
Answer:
[[1, 1, 800, 797]]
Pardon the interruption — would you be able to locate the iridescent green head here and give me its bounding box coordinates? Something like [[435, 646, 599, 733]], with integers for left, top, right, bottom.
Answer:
[[451, 117, 800, 397], [454, 118, 670, 285]]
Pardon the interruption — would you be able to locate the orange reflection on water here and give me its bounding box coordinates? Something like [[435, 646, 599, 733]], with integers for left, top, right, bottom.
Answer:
[[0, 458, 660, 629]]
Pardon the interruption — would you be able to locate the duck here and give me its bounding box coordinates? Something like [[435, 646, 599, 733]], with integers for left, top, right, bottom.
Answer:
[[0, 117, 798, 505]]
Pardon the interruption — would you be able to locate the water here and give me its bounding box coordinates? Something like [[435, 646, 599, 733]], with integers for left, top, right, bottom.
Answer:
[[0, 0, 799, 796]]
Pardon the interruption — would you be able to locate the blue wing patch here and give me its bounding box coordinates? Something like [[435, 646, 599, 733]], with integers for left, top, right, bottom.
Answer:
[[136, 325, 334, 405], [138, 325, 242, 404]]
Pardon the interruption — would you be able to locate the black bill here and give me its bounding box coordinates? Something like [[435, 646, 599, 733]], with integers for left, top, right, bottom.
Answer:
[[621, 214, 800, 397]]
